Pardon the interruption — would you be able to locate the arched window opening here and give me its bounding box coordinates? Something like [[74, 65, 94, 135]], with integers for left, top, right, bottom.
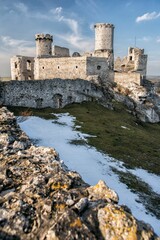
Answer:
[[27, 60, 31, 70]]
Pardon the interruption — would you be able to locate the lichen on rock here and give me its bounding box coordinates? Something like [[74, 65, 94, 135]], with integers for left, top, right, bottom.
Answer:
[[0, 106, 159, 239]]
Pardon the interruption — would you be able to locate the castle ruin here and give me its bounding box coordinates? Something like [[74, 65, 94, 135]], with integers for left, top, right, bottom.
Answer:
[[10, 23, 147, 86], [4, 23, 160, 123], [10, 24, 113, 84]]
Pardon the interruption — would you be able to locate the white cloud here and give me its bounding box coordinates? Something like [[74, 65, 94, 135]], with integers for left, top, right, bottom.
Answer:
[[56, 33, 94, 53], [0, 36, 33, 48], [136, 11, 160, 23], [54, 7, 62, 15], [90, 23, 94, 31], [138, 36, 152, 42], [125, 1, 132, 7], [156, 37, 160, 43], [50, 7, 78, 35], [14, 2, 28, 14]]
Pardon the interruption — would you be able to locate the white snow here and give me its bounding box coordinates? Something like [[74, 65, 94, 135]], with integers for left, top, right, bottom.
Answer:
[[18, 114, 160, 235]]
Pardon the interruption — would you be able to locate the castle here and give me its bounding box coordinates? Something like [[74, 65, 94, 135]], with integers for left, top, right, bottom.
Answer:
[[10, 23, 147, 86], [1, 22, 158, 123]]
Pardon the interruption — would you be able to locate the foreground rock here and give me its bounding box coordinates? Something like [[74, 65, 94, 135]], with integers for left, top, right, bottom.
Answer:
[[0, 107, 159, 239]]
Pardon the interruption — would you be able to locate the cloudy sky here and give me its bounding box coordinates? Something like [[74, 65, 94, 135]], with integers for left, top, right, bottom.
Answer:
[[0, 0, 160, 76]]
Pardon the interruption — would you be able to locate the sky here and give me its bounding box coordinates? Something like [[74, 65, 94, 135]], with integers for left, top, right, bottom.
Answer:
[[0, 0, 160, 77]]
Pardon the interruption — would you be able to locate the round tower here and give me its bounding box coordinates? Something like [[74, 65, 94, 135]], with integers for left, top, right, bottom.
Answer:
[[35, 34, 53, 57], [94, 23, 114, 70], [94, 23, 114, 51]]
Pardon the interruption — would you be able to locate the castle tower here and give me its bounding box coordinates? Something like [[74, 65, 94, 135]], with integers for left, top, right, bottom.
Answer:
[[35, 34, 53, 57], [94, 23, 114, 69]]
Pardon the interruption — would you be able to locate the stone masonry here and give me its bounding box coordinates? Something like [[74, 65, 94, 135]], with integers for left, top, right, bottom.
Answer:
[[10, 22, 115, 83], [0, 79, 112, 109], [10, 22, 147, 87]]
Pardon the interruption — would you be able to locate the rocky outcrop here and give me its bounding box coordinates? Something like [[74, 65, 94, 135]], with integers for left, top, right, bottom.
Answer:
[[0, 107, 159, 239], [113, 82, 160, 123]]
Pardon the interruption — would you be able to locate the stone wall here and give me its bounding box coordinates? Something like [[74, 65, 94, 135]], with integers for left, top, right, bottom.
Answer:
[[94, 23, 114, 70], [53, 45, 70, 57], [10, 56, 34, 80], [114, 72, 142, 86], [35, 34, 53, 57], [114, 47, 147, 78], [0, 79, 111, 109], [94, 23, 114, 51], [34, 56, 110, 82]]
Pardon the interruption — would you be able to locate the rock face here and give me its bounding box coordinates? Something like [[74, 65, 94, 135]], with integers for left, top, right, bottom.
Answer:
[[113, 82, 160, 123], [0, 107, 159, 239]]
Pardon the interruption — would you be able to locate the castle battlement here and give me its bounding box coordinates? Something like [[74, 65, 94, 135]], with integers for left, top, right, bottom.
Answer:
[[94, 23, 114, 29], [35, 33, 53, 41]]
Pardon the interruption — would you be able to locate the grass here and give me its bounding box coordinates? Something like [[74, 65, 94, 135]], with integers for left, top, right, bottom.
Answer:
[[112, 167, 160, 219], [54, 101, 160, 175], [8, 101, 160, 175]]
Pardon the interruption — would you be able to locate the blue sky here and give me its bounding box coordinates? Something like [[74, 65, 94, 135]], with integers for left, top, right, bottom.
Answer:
[[0, 0, 160, 76]]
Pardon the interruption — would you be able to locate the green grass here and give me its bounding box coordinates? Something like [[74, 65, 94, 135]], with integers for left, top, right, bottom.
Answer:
[[8, 101, 160, 175], [112, 167, 160, 219], [53, 101, 160, 175]]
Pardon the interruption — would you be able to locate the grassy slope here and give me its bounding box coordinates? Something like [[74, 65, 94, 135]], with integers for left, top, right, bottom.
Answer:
[[9, 102, 160, 174], [55, 101, 160, 175]]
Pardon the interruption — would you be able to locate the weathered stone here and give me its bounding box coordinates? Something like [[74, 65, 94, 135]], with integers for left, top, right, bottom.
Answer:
[[87, 180, 119, 203], [74, 197, 88, 213], [0, 107, 159, 239]]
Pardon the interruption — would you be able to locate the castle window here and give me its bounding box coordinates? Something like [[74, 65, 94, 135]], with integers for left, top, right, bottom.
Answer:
[[27, 60, 31, 70], [15, 63, 17, 68], [42, 66, 44, 69], [58, 66, 60, 69], [97, 65, 101, 70], [129, 56, 132, 61], [76, 66, 78, 68], [15, 76, 18, 80]]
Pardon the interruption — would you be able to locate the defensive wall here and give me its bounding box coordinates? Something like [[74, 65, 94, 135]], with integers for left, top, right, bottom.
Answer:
[[114, 72, 142, 87], [35, 56, 110, 83], [0, 79, 111, 109]]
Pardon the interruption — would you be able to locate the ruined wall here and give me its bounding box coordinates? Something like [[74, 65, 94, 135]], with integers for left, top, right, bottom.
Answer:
[[10, 56, 34, 80], [34, 56, 111, 82], [53, 45, 70, 57], [114, 72, 142, 86], [0, 79, 110, 109], [114, 47, 147, 79]]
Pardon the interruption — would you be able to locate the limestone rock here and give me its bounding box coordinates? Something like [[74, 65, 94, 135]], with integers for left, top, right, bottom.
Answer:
[[0, 107, 159, 239], [87, 180, 119, 203]]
